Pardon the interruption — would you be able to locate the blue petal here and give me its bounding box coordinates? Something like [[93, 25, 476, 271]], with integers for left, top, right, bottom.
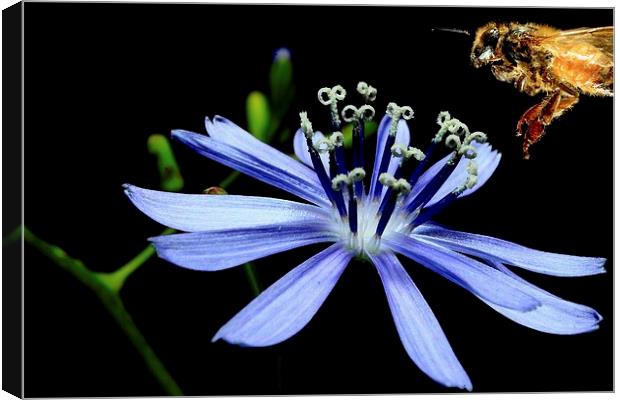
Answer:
[[369, 251, 472, 391], [481, 261, 602, 334], [123, 184, 330, 232], [406, 143, 500, 208], [172, 129, 330, 207], [383, 233, 541, 311], [369, 115, 410, 200], [149, 224, 337, 271], [415, 223, 606, 277], [293, 128, 330, 173], [212, 243, 352, 346], [206, 116, 321, 187]]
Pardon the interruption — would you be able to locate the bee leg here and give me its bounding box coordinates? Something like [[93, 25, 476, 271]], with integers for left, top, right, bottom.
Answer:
[[516, 102, 545, 138], [544, 92, 580, 124], [521, 117, 546, 160], [519, 90, 579, 159]]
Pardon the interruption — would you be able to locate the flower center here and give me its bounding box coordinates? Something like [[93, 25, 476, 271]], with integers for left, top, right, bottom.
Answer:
[[300, 83, 486, 256]]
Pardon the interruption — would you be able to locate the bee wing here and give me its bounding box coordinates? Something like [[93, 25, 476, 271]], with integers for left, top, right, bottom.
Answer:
[[544, 26, 613, 59]]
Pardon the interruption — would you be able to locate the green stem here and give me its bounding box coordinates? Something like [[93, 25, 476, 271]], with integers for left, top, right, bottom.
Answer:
[[218, 170, 241, 190], [97, 228, 176, 293], [243, 263, 262, 296], [24, 227, 183, 396]]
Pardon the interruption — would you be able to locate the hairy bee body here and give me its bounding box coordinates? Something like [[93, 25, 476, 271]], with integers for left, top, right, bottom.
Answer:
[[471, 22, 613, 158]]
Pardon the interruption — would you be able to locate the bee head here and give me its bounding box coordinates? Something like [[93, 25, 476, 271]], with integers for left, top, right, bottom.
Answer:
[[471, 22, 504, 68]]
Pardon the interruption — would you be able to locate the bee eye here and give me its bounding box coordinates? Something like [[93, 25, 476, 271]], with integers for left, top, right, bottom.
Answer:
[[483, 29, 499, 48]]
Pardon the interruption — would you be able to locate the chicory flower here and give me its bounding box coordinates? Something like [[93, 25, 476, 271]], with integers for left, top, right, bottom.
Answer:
[[124, 83, 605, 391]]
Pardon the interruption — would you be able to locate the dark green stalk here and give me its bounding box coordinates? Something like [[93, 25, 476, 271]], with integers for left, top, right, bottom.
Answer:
[[23, 227, 183, 396]]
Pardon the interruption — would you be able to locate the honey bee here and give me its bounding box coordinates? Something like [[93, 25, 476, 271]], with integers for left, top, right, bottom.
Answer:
[[470, 22, 613, 159]]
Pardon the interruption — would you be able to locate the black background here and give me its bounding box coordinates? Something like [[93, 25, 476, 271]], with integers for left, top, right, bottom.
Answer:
[[22, 3, 612, 396]]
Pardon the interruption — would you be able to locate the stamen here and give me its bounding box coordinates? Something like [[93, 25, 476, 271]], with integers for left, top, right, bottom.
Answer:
[[299, 112, 346, 216], [345, 168, 365, 234], [357, 81, 377, 103], [331, 174, 350, 191], [342, 103, 375, 198], [434, 111, 456, 143], [375, 174, 412, 236], [318, 85, 347, 130], [391, 144, 425, 163], [379, 172, 397, 187], [413, 159, 479, 226], [348, 167, 366, 182], [318, 86, 349, 184], [371, 102, 414, 200], [386, 102, 414, 135], [299, 112, 314, 139], [407, 141, 438, 188], [405, 116, 485, 213]]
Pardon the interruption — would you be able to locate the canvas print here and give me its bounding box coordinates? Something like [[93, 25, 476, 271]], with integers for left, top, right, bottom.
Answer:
[[12, 3, 612, 397]]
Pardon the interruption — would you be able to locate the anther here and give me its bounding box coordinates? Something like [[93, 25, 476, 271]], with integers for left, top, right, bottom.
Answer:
[[348, 167, 366, 182], [391, 144, 426, 162], [331, 174, 350, 191], [379, 173, 397, 187], [299, 112, 314, 138], [318, 85, 347, 129], [437, 111, 451, 125], [458, 145, 478, 159], [360, 105, 375, 120], [434, 112, 458, 143], [331, 132, 344, 147], [391, 144, 406, 158], [342, 105, 359, 123], [342, 105, 376, 123], [445, 134, 462, 150], [448, 120, 470, 136], [313, 132, 344, 153], [464, 131, 488, 145], [357, 81, 377, 103], [386, 102, 414, 135], [379, 173, 411, 195]]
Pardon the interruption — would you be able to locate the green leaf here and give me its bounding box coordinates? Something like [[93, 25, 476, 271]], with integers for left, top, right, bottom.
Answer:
[[147, 134, 184, 192], [246, 91, 271, 142], [342, 121, 379, 148]]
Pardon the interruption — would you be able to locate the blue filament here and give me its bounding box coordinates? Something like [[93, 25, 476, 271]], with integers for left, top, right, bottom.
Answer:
[[371, 134, 396, 199], [412, 192, 458, 227], [305, 136, 348, 216], [348, 195, 358, 233], [405, 158, 457, 213], [353, 122, 365, 198], [408, 141, 438, 188], [375, 191, 398, 236]]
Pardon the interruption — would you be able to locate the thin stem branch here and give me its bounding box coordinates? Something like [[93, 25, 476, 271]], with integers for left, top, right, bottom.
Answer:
[[218, 170, 241, 190], [97, 228, 176, 293], [24, 227, 183, 396], [243, 263, 262, 296]]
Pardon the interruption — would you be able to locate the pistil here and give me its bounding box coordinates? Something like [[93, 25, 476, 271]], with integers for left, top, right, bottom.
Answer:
[[371, 102, 414, 200]]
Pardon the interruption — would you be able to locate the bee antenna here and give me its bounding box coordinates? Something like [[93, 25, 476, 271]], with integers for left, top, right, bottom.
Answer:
[[431, 27, 471, 36]]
